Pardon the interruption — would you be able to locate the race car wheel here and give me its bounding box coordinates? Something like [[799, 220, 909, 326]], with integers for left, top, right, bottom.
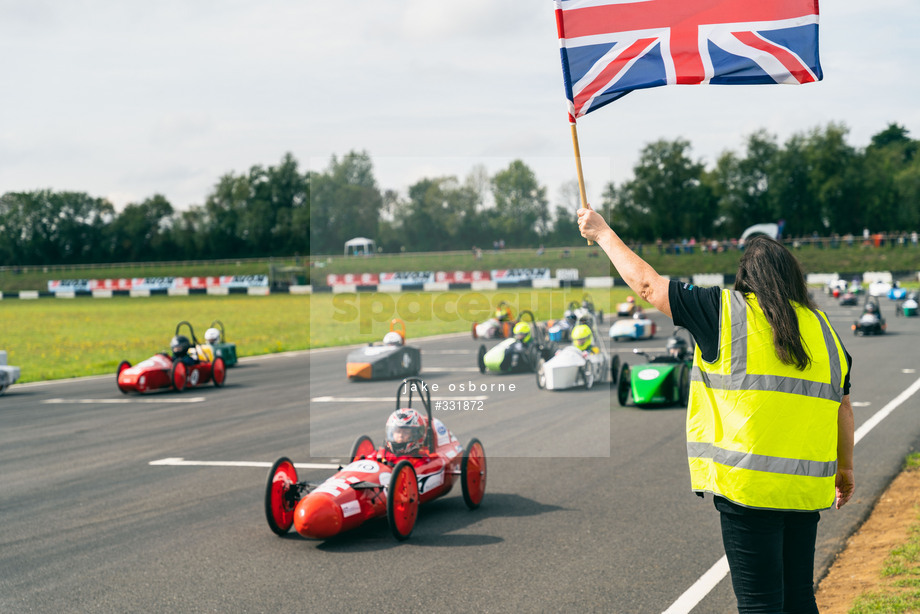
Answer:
[[461, 438, 487, 510], [535, 359, 546, 390], [582, 366, 594, 390], [116, 360, 132, 395], [387, 460, 419, 541], [677, 362, 691, 407], [477, 345, 487, 374], [169, 360, 187, 392], [265, 457, 298, 536], [610, 355, 621, 386], [349, 435, 376, 462], [211, 357, 226, 387], [617, 363, 631, 407]]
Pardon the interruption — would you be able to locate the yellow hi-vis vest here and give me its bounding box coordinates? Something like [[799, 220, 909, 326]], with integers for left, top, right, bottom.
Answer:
[[687, 290, 848, 511]]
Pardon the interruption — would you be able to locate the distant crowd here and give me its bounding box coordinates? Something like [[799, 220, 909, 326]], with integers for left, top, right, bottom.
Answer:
[[644, 230, 920, 256]]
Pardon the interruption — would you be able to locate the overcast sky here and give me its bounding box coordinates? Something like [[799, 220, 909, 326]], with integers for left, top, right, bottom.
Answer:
[[2, 1, 917, 216]]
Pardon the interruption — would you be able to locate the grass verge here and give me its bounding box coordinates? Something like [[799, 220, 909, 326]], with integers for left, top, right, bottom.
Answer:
[[848, 453, 920, 614], [0, 294, 308, 383]]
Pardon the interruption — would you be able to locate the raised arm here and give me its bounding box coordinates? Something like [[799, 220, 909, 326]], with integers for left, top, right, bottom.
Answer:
[[577, 208, 672, 318]]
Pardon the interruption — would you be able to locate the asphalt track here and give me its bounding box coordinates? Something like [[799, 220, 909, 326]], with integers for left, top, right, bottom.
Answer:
[[2, 292, 919, 613]]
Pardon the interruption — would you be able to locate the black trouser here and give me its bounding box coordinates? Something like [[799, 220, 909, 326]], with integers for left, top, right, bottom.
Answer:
[[714, 496, 820, 614]]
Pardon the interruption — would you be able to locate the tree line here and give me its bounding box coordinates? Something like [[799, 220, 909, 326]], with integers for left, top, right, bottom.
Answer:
[[0, 123, 917, 266]]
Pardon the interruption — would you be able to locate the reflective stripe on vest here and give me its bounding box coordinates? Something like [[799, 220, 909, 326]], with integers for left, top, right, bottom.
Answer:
[[686, 290, 847, 511]]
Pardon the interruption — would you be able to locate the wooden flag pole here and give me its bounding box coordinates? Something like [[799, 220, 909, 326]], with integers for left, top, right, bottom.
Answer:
[[569, 121, 593, 245]]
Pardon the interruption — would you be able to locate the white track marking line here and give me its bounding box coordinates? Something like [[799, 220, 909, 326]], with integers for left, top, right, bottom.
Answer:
[[312, 395, 488, 403], [663, 375, 920, 614], [43, 397, 207, 404], [149, 457, 339, 469], [423, 367, 480, 372]]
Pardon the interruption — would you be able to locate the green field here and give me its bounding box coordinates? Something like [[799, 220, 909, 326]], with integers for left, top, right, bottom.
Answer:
[[0, 294, 308, 383], [1, 241, 918, 294]]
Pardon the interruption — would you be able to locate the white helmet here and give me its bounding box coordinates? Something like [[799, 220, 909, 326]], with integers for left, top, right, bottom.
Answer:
[[383, 331, 403, 346], [204, 328, 221, 344]]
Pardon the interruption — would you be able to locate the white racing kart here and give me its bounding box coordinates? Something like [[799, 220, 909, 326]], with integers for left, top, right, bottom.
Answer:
[[535, 316, 618, 391], [609, 316, 656, 342], [0, 350, 21, 395]]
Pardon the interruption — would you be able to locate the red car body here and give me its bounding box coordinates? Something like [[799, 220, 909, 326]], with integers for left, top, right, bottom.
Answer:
[[117, 352, 226, 393], [265, 378, 486, 541]]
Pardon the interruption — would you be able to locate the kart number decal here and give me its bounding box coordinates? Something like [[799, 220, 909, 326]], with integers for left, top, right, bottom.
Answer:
[[401, 353, 413, 369], [417, 471, 444, 494], [314, 477, 353, 497], [340, 500, 361, 518], [638, 368, 660, 381], [189, 370, 200, 386], [344, 460, 380, 474]]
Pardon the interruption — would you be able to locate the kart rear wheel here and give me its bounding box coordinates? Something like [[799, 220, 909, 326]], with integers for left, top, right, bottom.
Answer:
[[211, 357, 226, 387], [265, 457, 298, 536], [617, 363, 631, 407], [535, 359, 546, 390], [387, 460, 419, 541], [477, 345, 487, 374], [349, 435, 376, 462], [169, 360, 187, 392], [461, 438, 487, 510], [677, 362, 691, 407], [610, 355, 621, 386], [116, 360, 132, 394]]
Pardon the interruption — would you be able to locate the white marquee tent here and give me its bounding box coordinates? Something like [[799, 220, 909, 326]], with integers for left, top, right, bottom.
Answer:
[[344, 237, 376, 256]]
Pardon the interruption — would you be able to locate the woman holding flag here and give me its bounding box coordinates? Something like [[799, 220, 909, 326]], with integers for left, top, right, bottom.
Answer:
[[577, 207, 854, 613]]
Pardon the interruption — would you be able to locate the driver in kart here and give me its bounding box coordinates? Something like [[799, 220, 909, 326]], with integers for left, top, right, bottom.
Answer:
[[665, 336, 690, 361], [383, 331, 404, 346], [512, 321, 532, 345], [170, 335, 199, 367], [572, 324, 599, 355], [494, 303, 513, 322], [384, 408, 429, 460]]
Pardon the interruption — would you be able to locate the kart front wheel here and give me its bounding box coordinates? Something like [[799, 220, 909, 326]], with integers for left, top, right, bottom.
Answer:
[[169, 360, 187, 392], [610, 355, 621, 386], [461, 438, 487, 510], [617, 363, 631, 407], [116, 360, 132, 394], [387, 460, 419, 541], [535, 359, 546, 390], [677, 362, 691, 407], [349, 435, 375, 462], [582, 365, 594, 390], [477, 345, 487, 374], [211, 357, 226, 387], [265, 457, 298, 536]]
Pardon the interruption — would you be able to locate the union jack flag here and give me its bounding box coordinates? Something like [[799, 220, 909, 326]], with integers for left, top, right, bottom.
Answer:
[[555, 0, 823, 120]]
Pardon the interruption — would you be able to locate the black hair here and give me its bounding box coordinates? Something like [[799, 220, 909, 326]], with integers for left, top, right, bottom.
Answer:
[[734, 235, 816, 370]]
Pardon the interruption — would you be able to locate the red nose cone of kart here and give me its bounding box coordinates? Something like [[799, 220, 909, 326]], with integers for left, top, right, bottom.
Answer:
[[294, 494, 343, 539]]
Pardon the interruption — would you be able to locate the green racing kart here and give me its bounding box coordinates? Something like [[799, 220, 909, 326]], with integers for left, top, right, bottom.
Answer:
[[616, 330, 693, 408]]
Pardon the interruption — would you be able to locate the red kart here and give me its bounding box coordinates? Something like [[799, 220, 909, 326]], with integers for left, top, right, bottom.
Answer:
[[116, 321, 227, 394], [265, 377, 487, 541]]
